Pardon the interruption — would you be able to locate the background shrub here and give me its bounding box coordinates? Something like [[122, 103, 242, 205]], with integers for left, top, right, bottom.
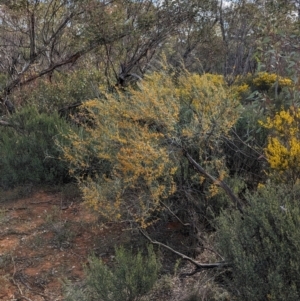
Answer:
[[217, 183, 300, 301], [11, 68, 104, 113], [222, 102, 268, 188], [0, 106, 71, 188]]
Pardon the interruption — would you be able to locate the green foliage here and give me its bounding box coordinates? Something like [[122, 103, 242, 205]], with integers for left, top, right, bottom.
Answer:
[[65, 245, 161, 301], [183, 285, 230, 301], [223, 101, 268, 186], [0, 106, 71, 188], [217, 183, 300, 301], [16, 68, 104, 113]]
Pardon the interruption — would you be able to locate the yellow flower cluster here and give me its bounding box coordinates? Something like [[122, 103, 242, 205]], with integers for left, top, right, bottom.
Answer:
[[260, 107, 300, 183], [279, 78, 293, 87], [231, 83, 250, 100], [235, 83, 250, 94], [208, 184, 220, 198], [253, 72, 292, 91], [204, 73, 225, 86], [261, 110, 295, 132]]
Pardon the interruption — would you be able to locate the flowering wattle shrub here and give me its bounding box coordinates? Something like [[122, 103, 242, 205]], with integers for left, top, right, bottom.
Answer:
[[59, 70, 241, 224], [260, 107, 300, 183]]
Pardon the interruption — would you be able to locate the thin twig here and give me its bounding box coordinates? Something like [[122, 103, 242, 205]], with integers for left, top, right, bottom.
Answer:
[[159, 200, 190, 227], [11, 256, 23, 296], [11, 256, 35, 301], [11, 256, 51, 300]]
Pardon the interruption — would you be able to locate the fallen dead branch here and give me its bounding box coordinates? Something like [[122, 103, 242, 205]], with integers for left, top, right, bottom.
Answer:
[[139, 229, 229, 277], [11, 256, 34, 301]]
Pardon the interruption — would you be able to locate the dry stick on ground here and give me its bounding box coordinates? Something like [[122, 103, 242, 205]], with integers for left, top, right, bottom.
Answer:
[[11, 256, 34, 301], [11, 255, 51, 301], [139, 229, 229, 277], [4, 207, 28, 211]]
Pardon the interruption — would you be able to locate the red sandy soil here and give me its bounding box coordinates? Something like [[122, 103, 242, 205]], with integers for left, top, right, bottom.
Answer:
[[0, 186, 221, 301], [0, 186, 132, 301]]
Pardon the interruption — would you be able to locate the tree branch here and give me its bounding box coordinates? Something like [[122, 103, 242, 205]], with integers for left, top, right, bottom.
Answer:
[[184, 150, 244, 213], [58, 101, 83, 115], [0, 26, 129, 111], [0, 119, 12, 127], [139, 228, 229, 276]]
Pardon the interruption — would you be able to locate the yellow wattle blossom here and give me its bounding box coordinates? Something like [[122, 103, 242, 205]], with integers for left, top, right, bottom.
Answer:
[[253, 72, 292, 91], [208, 184, 220, 198], [257, 183, 265, 190], [260, 107, 300, 183], [231, 72, 293, 101], [235, 83, 250, 94]]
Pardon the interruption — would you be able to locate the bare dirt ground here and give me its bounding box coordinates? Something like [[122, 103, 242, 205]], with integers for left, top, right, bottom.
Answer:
[[0, 185, 135, 301], [0, 185, 227, 301]]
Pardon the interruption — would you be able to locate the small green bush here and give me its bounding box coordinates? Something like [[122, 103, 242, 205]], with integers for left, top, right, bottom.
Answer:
[[65, 245, 161, 301], [18, 68, 103, 113], [0, 106, 71, 187], [217, 183, 300, 301], [223, 103, 267, 187]]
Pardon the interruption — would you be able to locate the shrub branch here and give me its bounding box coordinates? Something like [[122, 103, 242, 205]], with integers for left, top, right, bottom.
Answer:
[[139, 228, 229, 276], [184, 150, 244, 213]]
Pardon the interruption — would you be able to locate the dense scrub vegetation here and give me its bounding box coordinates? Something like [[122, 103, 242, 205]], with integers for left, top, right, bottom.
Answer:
[[1, 0, 300, 300], [218, 183, 300, 301]]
